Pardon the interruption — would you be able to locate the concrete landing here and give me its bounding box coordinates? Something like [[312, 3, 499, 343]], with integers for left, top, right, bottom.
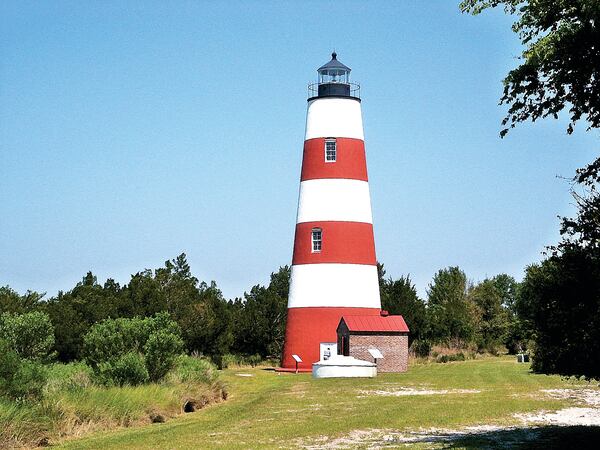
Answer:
[[312, 355, 376, 378]]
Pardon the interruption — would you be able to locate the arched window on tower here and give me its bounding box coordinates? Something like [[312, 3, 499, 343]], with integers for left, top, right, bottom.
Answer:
[[325, 139, 336, 162], [311, 228, 322, 253]]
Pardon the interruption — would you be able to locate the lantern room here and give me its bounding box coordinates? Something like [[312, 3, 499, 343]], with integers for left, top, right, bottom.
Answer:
[[318, 52, 350, 84], [309, 52, 360, 99]]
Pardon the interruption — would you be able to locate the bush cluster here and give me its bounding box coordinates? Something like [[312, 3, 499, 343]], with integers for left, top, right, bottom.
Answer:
[[410, 339, 432, 358], [83, 313, 184, 386], [0, 340, 48, 400], [220, 353, 275, 368], [0, 311, 55, 362], [436, 353, 467, 363], [0, 312, 55, 400]]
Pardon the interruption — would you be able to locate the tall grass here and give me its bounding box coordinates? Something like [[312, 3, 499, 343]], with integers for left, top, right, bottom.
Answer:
[[221, 353, 279, 368], [0, 398, 56, 448], [409, 343, 506, 366], [58, 384, 178, 424], [168, 355, 219, 384], [0, 356, 225, 448]]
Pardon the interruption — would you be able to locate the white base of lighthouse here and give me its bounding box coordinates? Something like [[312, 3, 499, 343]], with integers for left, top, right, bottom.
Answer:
[[312, 355, 377, 378]]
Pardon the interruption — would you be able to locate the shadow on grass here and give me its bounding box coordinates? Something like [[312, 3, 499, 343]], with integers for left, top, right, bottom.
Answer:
[[421, 425, 600, 449]]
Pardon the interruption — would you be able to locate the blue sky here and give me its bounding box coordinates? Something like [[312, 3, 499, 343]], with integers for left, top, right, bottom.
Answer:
[[1, 1, 597, 300]]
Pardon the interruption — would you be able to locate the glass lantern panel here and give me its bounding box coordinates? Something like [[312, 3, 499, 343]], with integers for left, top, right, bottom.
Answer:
[[319, 69, 349, 84]]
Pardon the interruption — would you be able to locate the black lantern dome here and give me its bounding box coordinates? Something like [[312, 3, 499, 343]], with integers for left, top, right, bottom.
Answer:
[[318, 52, 351, 84], [308, 52, 360, 100]]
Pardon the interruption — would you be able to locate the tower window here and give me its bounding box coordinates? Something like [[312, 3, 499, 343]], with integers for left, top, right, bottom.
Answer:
[[311, 228, 322, 252], [325, 139, 336, 162]]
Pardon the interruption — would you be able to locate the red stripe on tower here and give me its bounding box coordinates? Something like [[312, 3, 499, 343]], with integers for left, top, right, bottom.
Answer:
[[281, 52, 382, 371], [301, 138, 368, 181], [292, 222, 376, 266]]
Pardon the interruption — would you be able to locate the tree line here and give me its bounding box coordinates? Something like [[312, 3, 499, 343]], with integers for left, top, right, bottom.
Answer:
[[379, 266, 527, 355], [4, 183, 598, 380], [0, 256, 289, 368], [0, 254, 542, 367]]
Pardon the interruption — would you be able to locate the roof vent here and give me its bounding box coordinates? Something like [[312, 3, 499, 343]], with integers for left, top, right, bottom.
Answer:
[[380, 310, 389, 317]]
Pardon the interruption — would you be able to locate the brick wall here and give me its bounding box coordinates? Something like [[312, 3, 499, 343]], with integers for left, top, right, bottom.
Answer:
[[348, 334, 408, 372]]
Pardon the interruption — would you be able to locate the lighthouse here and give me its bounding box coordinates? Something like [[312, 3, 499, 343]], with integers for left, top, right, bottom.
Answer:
[[281, 53, 382, 371]]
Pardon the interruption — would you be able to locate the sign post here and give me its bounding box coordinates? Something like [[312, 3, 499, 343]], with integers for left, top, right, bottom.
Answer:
[[367, 348, 383, 366], [292, 354, 302, 374]]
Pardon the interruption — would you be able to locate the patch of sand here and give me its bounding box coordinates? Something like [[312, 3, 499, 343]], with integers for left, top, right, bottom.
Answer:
[[515, 407, 600, 426], [300, 429, 385, 449], [541, 388, 600, 406], [299, 427, 542, 449], [300, 426, 547, 449], [357, 387, 481, 397]]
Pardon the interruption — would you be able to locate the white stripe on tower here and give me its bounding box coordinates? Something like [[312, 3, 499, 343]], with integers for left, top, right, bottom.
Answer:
[[296, 179, 373, 224], [305, 98, 365, 140], [288, 264, 380, 308]]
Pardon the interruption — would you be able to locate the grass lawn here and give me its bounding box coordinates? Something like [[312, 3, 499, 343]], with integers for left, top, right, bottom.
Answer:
[[58, 357, 600, 449]]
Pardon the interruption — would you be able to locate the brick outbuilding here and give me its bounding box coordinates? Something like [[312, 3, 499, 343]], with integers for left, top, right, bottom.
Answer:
[[336, 313, 409, 373]]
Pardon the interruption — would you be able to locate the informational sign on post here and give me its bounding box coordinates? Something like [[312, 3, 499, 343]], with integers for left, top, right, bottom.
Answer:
[[368, 348, 383, 362], [292, 354, 302, 374], [369, 348, 383, 359]]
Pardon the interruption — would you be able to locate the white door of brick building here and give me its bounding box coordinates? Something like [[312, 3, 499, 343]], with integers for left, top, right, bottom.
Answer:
[[320, 342, 337, 361]]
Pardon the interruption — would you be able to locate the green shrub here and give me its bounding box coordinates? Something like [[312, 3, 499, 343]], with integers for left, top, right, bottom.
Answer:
[[453, 352, 466, 361], [220, 353, 240, 368], [0, 339, 48, 400], [0, 339, 20, 381], [44, 362, 93, 395], [248, 354, 262, 367], [0, 311, 55, 361], [168, 355, 218, 384], [144, 330, 183, 382], [220, 353, 268, 368], [83, 318, 147, 368], [11, 360, 48, 399], [84, 313, 183, 385], [435, 352, 467, 364], [0, 343, 20, 399], [96, 352, 149, 386], [411, 339, 432, 357]]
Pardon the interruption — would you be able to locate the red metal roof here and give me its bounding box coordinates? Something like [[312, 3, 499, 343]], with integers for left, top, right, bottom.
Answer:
[[341, 315, 409, 333]]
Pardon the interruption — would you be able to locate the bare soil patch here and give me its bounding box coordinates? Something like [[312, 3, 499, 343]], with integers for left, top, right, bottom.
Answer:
[[541, 388, 600, 406], [357, 387, 481, 397], [515, 407, 600, 426]]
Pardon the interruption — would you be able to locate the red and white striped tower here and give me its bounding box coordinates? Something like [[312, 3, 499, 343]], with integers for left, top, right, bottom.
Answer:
[[282, 53, 381, 370]]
